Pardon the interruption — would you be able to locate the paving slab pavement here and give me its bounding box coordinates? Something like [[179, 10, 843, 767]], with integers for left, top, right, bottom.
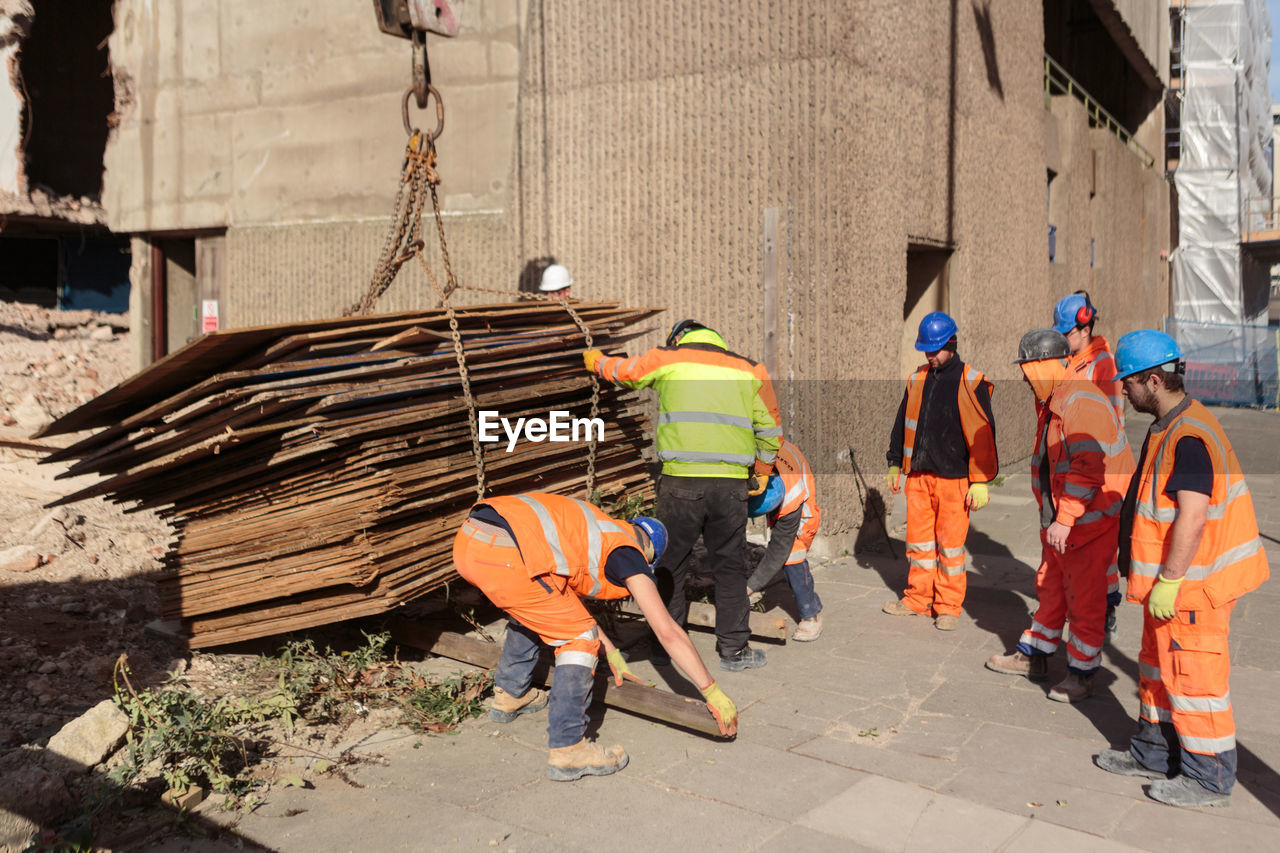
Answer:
[[146, 407, 1280, 852]]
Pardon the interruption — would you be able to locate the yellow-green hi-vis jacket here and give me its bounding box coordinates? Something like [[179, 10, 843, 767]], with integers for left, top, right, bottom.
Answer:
[[594, 336, 783, 479]]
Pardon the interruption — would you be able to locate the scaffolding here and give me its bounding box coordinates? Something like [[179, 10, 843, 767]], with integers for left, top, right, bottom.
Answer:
[[1169, 0, 1272, 327], [1168, 0, 1274, 406]]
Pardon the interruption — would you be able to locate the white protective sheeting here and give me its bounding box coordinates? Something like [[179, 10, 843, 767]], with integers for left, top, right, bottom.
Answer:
[[1171, 0, 1272, 335]]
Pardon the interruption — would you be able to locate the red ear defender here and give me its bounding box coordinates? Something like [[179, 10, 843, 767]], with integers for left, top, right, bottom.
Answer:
[[1076, 305, 1093, 326]]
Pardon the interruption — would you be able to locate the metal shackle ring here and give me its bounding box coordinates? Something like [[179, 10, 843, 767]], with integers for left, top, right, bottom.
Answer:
[[402, 84, 445, 141]]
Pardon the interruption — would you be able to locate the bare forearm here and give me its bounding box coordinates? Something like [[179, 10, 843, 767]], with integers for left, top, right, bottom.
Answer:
[[1162, 491, 1209, 580]]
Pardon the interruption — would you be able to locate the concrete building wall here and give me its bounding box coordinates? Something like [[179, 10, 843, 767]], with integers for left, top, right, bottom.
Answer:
[[99, 0, 1171, 545]]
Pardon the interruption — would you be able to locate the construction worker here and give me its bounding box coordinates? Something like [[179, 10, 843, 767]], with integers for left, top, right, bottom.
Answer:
[[1094, 330, 1268, 808], [1054, 290, 1126, 639], [985, 329, 1134, 702], [584, 320, 782, 671], [883, 312, 997, 630], [539, 263, 573, 300], [452, 493, 738, 782], [744, 438, 824, 641]]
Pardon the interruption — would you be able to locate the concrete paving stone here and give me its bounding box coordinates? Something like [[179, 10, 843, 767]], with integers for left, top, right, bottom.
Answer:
[[904, 791, 1027, 852], [955, 723, 1137, 794], [736, 721, 823, 751], [1001, 819, 1148, 853], [881, 712, 986, 759], [1232, 673, 1280, 737], [1109, 798, 1280, 852], [792, 734, 961, 789], [798, 775, 935, 848], [918, 673, 1139, 746], [749, 824, 880, 852], [652, 739, 867, 821], [940, 766, 1141, 835], [583, 707, 720, 776], [472, 771, 786, 852]]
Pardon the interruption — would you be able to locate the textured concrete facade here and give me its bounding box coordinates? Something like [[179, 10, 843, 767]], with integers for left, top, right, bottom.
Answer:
[[99, 0, 1171, 544]]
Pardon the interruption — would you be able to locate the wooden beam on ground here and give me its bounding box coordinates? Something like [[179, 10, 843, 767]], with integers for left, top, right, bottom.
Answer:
[[615, 599, 789, 641], [386, 616, 724, 737]]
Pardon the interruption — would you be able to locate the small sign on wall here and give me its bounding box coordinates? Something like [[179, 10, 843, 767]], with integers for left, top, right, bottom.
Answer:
[[202, 300, 220, 333]]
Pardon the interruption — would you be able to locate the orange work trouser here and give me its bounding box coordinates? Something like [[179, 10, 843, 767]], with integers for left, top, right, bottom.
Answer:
[[903, 472, 970, 617], [1131, 600, 1237, 793], [452, 520, 601, 665], [1018, 523, 1116, 672]]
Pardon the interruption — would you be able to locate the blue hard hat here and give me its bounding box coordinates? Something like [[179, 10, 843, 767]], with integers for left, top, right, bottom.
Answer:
[[1053, 293, 1095, 334], [631, 517, 668, 566], [747, 475, 785, 518], [915, 312, 958, 352], [1114, 329, 1183, 380]]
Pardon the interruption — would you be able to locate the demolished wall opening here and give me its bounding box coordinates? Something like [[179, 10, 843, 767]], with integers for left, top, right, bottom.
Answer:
[[1043, 0, 1162, 134], [19, 0, 115, 200]]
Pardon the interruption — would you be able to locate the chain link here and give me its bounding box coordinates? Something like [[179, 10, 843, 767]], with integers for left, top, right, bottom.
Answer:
[[354, 109, 602, 500]]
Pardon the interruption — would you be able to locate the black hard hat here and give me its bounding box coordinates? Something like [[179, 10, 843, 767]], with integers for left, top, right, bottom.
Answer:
[[1014, 328, 1071, 364], [666, 319, 707, 347]]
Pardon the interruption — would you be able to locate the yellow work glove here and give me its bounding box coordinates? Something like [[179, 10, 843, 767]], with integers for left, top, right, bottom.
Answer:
[[700, 681, 738, 737], [966, 482, 989, 511], [747, 474, 769, 496], [1147, 575, 1184, 621], [605, 649, 645, 687], [886, 465, 901, 492], [583, 348, 604, 372]]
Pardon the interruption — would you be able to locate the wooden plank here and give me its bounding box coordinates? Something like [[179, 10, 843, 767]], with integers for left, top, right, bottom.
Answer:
[[615, 599, 789, 641], [386, 618, 723, 737]]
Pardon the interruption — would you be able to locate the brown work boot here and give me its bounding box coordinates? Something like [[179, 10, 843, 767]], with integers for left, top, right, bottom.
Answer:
[[546, 739, 629, 782], [882, 598, 924, 617], [934, 614, 959, 631], [489, 686, 548, 723], [985, 650, 1048, 681], [1048, 671, 1095, 703]]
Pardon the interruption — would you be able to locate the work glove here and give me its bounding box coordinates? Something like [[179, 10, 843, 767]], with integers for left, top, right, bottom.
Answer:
[[747, 474, 769, 497], [965, 482, 989, 511], [700, 681, 738, 737], [1147, 575, 1184, 621], [886, 465, 902, 493], [605, 649, 645, 687], [582, 348, 604, 372]]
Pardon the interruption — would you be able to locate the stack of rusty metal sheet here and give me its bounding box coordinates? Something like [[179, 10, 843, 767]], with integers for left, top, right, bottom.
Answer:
[[38, 301, 660, 647]]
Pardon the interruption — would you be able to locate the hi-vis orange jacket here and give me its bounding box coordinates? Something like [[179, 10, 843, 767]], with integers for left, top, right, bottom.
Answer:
[[474, 494, 642, 600], [770, 440, 821, 565], [1126, 399, 1268, 609], [902, 364, 998, 482], [1068, 336, 1124, 425], [1031, 384, 1134, 540]]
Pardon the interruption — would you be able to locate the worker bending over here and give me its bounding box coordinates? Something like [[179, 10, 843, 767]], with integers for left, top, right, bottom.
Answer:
[[585, 320, 781, 671], [1095, 331, 1268, 808], [986, 329, 1133, 702], [1054, 290, 1126, 638], [884, 312, 998, 630], [744, 438, 824, 641], [453, 493, 737, 782]]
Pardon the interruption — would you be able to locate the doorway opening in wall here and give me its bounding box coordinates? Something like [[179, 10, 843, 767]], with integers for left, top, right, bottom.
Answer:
[[900, 241, 953, 378], [149, 233, 226, 363], [0, 231, 130, 311], [19, 0, 115, 200]]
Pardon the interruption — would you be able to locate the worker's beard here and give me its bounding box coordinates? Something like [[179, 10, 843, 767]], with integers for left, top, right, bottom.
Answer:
[[1126, 381, 1159, 415], [1020, 359, 1067, 404]]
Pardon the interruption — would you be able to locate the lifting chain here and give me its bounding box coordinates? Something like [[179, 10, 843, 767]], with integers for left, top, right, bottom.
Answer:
[[354, 83, 601, 502]]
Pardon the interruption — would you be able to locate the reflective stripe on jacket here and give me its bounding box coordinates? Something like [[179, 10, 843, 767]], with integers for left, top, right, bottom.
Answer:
[[1126, 399, 1268, 609], [1069, 336, 1124, 426], [770, 439, 821, 564], [595, 344, 782, 478], [1030, 384, 1134, 539], [902, 364, 998, 482], [474, 494, 640, 600]]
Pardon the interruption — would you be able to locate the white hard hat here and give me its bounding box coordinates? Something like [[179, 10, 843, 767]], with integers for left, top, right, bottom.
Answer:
[[539, 264, 573, 292]]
